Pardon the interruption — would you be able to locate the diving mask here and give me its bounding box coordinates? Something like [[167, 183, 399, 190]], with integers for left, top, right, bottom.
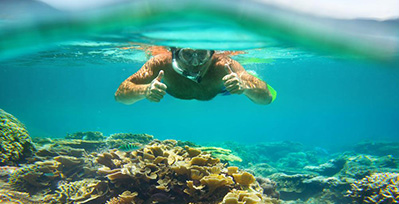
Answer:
[[171, 48, 214, 83]]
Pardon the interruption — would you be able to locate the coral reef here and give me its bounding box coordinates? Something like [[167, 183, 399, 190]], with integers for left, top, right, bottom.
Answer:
[[197, 146, 242, 163], [251, 152, 399, 203], [354, 141, 399, 158], [256, 177, 280, 199], [49, 139, 107, 153], [0, 109, 35, 165], [304, 158, 346, 177], [7, 130, 399, 204], [253, 141, 305, 163], [337, 154, 399, 180], [56, 179, 109, 203], [269, 173, 349, 203], [220, 189, 279, 204], [107, 133, 154, 143], [347, 172, 399, 203], [31, 132, 155, 155], [213, 141, 324, 171], [0, 189, 56, 204], [34, 144, 86, 161], [66, 131, 106, 141], [106, 133, 154, 150], [95, 140, 278, 203], [105, 191, 139, 204], [9, 155, 98, 194]]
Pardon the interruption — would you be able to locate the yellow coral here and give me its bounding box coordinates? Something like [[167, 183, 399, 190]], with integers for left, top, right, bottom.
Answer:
[[233, 172, 256, 187], [106, 191, 139, 204], [200, 174, 234, 194], [197, 146, 242, 163], [190, 156, 210, 166], [347, 172, 399, 203], [220, 189, 279, 204], [227, 167, 239, 176], [57, 179, 108, 204], [95, 140, 277, 203], [186, 146, 202, 157], [220, 190, 261, 204]]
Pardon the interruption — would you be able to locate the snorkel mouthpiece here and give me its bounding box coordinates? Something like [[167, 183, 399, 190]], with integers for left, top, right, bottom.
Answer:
[[172, 58, 203, 83]]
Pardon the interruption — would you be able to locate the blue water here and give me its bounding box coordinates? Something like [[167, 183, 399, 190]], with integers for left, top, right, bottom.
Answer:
[[1, 0, 399, 152]]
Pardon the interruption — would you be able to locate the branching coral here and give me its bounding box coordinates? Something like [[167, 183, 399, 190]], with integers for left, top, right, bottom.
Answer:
[[347, 172, 399, 203]]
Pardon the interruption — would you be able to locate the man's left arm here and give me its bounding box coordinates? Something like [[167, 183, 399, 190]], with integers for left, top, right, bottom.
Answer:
[[222, 59, 273, 105]]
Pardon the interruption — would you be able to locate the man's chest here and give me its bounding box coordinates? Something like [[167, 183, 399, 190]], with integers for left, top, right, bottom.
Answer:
[[165, 75, 224, 100]]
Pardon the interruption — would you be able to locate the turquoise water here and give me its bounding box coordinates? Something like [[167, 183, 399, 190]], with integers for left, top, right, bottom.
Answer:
[[1, 0, 399, 152]]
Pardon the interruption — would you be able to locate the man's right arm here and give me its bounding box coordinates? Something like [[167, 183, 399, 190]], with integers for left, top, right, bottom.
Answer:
[[114, 55, 167, 105]]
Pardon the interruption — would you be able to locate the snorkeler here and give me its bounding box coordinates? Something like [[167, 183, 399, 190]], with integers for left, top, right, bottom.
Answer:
[[115, 47, 274, 105]]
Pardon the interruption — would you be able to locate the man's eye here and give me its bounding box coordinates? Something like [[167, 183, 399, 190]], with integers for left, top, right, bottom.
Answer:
[[197, 51, 208, 58], [182, 53, 192, 60]]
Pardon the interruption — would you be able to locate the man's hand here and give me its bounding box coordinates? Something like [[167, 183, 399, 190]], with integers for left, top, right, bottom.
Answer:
[[146, 70, 167, 102], [222, 64, 245, 95]]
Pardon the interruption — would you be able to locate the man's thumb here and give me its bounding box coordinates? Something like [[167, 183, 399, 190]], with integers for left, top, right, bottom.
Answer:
[[155, 70, 164, 82], [224, 64, 233, 74]]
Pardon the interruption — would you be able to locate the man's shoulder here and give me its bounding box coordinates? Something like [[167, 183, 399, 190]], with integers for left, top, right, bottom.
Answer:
[[213, 54, 232, 68], [152, 53, 172, 61], [148, 53, 172, 67]]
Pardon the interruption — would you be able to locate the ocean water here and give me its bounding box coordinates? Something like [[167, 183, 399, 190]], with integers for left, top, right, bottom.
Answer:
[[2, 1, 399, 203], [1, 0, 399, 152]]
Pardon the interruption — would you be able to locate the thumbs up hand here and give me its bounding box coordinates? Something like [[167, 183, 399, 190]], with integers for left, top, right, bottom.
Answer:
[[146, 70, 167, 102], [222, 63, 245, 95]]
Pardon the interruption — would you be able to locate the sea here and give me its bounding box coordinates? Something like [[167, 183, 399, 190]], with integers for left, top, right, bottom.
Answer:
[[1, 0, 399, 203]]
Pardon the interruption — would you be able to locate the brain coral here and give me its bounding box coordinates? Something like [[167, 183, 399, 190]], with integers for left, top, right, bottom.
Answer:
[[0, 109, 35, 165], [347, 172, 399, 203], [96, 140, 278, 204]]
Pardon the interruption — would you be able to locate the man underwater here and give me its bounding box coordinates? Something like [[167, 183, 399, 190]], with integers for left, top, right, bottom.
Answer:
[[115, 47, 275, 105]]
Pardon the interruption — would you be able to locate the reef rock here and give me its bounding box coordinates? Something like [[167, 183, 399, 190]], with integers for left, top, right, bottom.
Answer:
[[337, 154, 399, 180], [354, 141, 399, 157], [254, 141, 305, 163], [106, 133, 154, 150], [269, 173, 349, 203], [66, 131, 106, 141], [0, 109, 35, 165], [54, 139, 106, 152], [304, 158, 346, 176], [256, 177, 280, 199]]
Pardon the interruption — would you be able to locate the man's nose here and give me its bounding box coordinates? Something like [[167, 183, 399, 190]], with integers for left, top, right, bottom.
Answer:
[[192, 58, 199, 66]]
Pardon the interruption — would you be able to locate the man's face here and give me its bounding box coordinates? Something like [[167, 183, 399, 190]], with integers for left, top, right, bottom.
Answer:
[[178, 49, 212, 72]]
